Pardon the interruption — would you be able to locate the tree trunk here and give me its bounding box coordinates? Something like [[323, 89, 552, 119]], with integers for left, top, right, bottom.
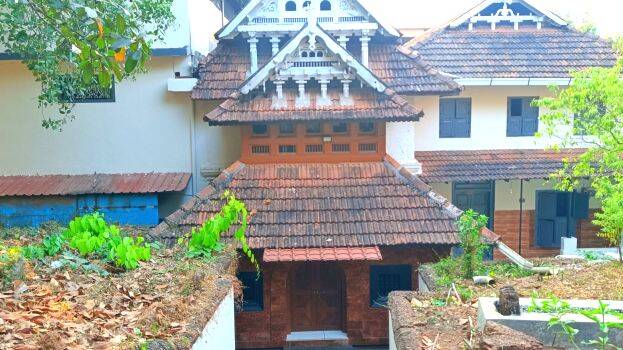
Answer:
[[496, 286, 520, 316]]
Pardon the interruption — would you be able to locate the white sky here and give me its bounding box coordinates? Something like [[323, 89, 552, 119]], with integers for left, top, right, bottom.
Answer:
[[361, 0, 623, 38]]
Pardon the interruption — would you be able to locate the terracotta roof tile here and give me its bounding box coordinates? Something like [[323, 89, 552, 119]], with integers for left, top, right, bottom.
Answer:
[[416, 148, 586, 182], [192, 37, 461, 100], [204, 85, 423, 125], [0, 173, 191, 197], [263, 246, 382, 262], [409, 27, 617, 78], [151, 160, 460, 248]]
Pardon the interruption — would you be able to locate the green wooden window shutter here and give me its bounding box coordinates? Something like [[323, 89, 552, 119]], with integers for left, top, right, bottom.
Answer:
[[507, 97, 539, 136], [440, 98, 471, 138]]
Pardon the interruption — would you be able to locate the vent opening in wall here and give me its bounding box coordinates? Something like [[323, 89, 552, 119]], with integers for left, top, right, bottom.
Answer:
[[358, 143, 377, 152], [285, 0, 296, 11], [279, 145, 297, 153], [251, 145, 270, 154], [305, 144, 323, 153], [332, 144, 350, 153]]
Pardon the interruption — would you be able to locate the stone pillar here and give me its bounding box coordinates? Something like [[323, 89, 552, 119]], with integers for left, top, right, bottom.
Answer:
[[360, 32, 370, 67], [270, 36, 280, 56], [320, 79, 329, 99], [248, 34, 259, 74]]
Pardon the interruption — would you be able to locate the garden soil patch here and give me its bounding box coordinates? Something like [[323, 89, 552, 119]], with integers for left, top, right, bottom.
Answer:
[[0, 232, 239, 350]]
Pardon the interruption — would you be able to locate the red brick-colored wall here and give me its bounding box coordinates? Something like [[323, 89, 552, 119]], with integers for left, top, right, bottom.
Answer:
[[235, 245, 450, 349], [492, 209, 607, 259]]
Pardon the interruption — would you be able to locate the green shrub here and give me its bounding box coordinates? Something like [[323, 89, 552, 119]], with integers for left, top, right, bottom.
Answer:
[[457, 210, 489, 279], [63, 213, 151, 270], [432, 256, 461, 287]]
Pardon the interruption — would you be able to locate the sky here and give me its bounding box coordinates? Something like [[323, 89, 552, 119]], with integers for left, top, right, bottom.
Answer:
[[361, 0, 623, 38]]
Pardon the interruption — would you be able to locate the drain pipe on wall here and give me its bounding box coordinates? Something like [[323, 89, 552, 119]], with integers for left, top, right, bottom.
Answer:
[[518, 179, 524, 256]]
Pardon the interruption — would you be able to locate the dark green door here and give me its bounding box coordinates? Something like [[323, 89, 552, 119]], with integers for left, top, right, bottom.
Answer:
[[453, 181, 494, 229]]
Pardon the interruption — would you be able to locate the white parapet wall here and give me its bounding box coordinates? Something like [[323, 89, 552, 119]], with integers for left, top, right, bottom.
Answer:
[[192, 288, 236, 350]]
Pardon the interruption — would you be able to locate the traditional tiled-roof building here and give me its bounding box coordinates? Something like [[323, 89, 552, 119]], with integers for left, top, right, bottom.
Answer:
[[151, 0, 618, 347]]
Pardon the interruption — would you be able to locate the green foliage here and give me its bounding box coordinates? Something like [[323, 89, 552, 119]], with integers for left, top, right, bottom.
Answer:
[[432, 256, 461, 287], [530, 297, 623, 350], [482, 261, 534, 279], [535, 59, 623, 263], [457, 210, 489, 279], [63, 213, 151, 270], [0, 0, 174, 129], [107, 236, 151, 270], [185, 191, 258, 271]]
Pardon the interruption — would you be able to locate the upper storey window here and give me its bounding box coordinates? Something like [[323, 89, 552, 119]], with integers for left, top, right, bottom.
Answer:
[[302, 1, 311, 8], [507, 97, 539, 137], [320, 0, 331, 10], [285, 1, 297, 11]]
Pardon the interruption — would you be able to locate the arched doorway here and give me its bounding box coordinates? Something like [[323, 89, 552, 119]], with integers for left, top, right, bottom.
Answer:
[[290, 263, 345, 331]]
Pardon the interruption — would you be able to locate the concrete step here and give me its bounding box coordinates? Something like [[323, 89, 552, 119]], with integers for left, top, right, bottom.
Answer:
[[285, 330, 349, 349]]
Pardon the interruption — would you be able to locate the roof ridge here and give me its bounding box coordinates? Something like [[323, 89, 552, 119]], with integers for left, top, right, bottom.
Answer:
[[383, 155, 462, 220], [149, 162, 247, 243]]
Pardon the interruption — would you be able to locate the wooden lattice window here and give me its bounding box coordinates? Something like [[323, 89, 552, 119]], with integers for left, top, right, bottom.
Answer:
[[358, 143, 377, 152], [279, 123, 295, 136], [306, 122, 323, 135], [358, 121, 376, 134], [305, 144, 323, 153], [252, 123, 269, 136], [332, 144, 350, 152], [251, 145, 270, 154], [332, 122, 348, 134], [279, 145, 296, 153]]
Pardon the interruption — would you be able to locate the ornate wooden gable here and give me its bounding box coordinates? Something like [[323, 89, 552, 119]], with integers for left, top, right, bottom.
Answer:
[[217, 0, 399, 40], [448, 0, 567, 30]]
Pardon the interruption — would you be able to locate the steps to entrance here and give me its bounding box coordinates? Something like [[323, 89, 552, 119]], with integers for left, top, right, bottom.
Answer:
[[285, 330, 349, 348]]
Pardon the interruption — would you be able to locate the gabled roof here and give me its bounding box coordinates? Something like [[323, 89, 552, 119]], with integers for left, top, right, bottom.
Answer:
[[192, 37, 461, 100], [204, 85, 423, 125], [447, 0, 567, 28], [239, 22, 386, 94], [405, 27, 617, 79], [150, 158, 461, 248], [216, 0, 400, 39]]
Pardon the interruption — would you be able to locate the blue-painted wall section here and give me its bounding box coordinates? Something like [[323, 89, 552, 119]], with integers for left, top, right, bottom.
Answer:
[[0, 194, 159, 227]]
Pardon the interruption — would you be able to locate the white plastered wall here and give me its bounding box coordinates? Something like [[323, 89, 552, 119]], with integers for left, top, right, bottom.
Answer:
[[403, 85, 579, 152], [193, 101, 242, 190], [0, 58, 193, 176], [429, 180, 600, 212]]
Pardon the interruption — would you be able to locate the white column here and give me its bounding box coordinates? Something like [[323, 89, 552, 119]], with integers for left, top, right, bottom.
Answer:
[[360, 33, 370, 67], [341, 79, 351, 98], [248, 34, 259, 74], [297, 80, 306, 99], [275, 80, 285, 99], [338, 35, 349, 49], [320, 79, 329, 99], [270, 36, 280, 56]]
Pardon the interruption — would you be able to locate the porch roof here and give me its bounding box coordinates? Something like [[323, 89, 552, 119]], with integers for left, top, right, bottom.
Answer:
[[151, 158, 461, 249], [204, 87, 423, 125], [263, 246, 382, 262], [0, 172, 191, 197], [415, 148, 586, 183]]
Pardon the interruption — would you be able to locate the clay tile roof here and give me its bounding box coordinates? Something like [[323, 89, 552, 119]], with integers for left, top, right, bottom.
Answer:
[[192, 37, 461, 100], [204, 86, 423, 125], [415, 149, 586, 183], [0, 173, 191, 197], [263, 246, 382, 262], [151, 159, 461, 249], [408, 27, 617, 78]]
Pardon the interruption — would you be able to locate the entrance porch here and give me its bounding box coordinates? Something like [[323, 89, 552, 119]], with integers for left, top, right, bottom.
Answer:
[[235, 245, 449, 349]]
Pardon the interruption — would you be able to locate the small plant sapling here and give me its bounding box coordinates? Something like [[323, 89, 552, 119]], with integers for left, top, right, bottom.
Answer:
[[457, 210, 489, 279]]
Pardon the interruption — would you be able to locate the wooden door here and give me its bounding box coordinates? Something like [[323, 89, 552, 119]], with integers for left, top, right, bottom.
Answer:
[[291, 263, 344, 331]]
